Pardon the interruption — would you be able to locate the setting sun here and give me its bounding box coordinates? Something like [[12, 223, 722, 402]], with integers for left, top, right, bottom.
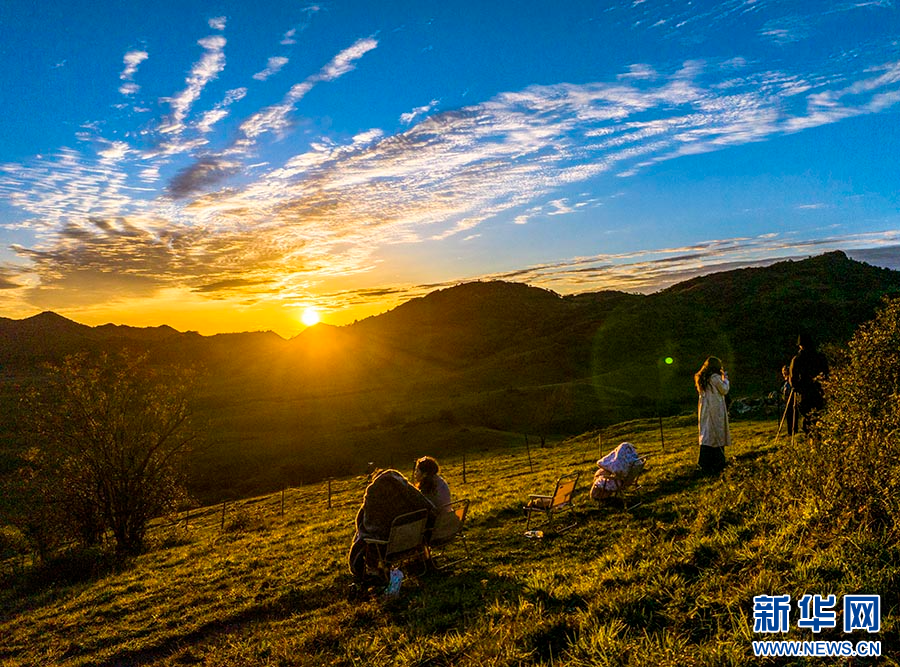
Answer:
[[301, 307, 321, 327]]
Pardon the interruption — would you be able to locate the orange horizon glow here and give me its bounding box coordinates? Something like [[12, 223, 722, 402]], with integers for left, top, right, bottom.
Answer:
[[0, 288, 399, 339]]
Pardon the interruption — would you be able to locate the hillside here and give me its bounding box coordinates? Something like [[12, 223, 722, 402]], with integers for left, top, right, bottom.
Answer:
[[1, 251, 899, 500], [1, 417, 896, 666]]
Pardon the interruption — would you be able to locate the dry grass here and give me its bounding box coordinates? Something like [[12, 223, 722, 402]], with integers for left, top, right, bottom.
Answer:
[[1, 417, 897, 666]]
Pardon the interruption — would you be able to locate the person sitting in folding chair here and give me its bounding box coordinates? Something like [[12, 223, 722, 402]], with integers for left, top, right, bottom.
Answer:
[[413, 456, 453, 535], [348, 469, 435, 584], [590, 441, 646, 509], [413, 456, 452, 509]]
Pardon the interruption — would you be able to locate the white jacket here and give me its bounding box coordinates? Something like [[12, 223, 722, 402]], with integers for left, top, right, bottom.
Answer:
[[698, 373, 731, 448]]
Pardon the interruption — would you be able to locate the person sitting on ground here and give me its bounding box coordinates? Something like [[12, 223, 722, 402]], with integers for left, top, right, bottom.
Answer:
[[413, 456, 452, 511], [348, 469, 435, 583]]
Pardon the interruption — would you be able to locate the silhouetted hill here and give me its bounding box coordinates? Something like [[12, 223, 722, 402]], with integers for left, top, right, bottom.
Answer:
[[590, 251, 900, 402], [2, 251, 899, 500], [0, 311, 97, 365]]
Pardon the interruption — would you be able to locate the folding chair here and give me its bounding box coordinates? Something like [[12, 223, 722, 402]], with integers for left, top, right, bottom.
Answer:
[[362, 509, 429, 580], [591, 455, 647, 510], [523, 472, 580, 532], [427, 498, 470, 570]]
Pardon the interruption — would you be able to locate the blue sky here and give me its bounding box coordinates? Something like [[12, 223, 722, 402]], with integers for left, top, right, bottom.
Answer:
[[1, 0, 899, 335]]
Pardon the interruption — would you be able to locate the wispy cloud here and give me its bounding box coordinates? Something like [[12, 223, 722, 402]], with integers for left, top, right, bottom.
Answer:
[[239, 36, 377, 142], [400, 99, 439, 124], [1, 9, 899, 318], [281, 5, 322, 44], [292, 232, 900, 316], [159, 35, 227, 135], [119, 50, 149, 95], [619, 63, 658, 80], [167, 36, 380, 198], [759, 16, 809, 45], [195, 87, 247, 134], [470, 231, 900, 293], [281, 29, 298, 46], [253, 56, 289, 81]]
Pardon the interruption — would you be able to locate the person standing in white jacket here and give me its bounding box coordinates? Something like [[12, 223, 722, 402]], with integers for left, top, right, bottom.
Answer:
[[695, 356, 731, 473]]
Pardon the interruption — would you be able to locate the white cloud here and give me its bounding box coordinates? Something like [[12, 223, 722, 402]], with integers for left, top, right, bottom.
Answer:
[[547, 199, 575, 216], [118, 50, 149, 95], [209, 16, 227, 31], [195, 87, 247, 134], [238, 38, 378, 142], [253, 56, 289, 81], [159, 35, 227, 135], [317, 37, 378, 81], [400, 99, 439, 124], [97, 141, 130, 161], [120, 50, 149, 80], [281, 28, 297, 45], [619, 63, 657, 80], [3, 15, 900, 312]]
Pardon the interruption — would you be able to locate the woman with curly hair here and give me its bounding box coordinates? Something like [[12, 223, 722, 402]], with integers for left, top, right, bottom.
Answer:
[[414, 455, 452, 510], [695, 356, 731, 473]]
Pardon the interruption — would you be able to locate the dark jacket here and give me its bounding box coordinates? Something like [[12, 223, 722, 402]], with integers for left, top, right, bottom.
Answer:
[[790, 347, 828, 412], [354, 470, 435, 542]]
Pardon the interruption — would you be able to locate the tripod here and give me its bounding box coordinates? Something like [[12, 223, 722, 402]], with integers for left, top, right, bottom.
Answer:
[[774, 389, 797, 446]]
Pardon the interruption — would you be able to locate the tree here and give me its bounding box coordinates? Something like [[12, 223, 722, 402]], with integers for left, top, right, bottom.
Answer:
[[23, 352, 199, 555]]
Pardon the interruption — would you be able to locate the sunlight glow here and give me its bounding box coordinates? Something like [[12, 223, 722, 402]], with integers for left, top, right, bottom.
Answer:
[[301, 307, 321, 327]]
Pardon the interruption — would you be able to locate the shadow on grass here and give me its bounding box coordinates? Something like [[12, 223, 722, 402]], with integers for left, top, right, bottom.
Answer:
[[0, 547, 133, 616], [91, 583, 346, 667]]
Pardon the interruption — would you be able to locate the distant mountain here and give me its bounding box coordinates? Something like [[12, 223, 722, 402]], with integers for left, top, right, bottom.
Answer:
[[2, 251, 899, 501]]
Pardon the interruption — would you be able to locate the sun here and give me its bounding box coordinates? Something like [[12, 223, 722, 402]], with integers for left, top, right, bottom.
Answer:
[[301, 307, 321, 327]]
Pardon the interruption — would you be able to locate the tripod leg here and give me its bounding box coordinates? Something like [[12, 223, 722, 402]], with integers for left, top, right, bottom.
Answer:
[[775, 389, 793, 445], [790, 394, 798, 446]]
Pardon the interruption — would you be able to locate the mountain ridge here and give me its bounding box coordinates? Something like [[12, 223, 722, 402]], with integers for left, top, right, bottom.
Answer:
[[3, 251, 899, 500]]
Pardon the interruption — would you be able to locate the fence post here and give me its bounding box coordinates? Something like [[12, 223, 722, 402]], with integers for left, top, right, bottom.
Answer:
[[327, 478, 333, 509], [525, 435, 534, 473], [658, 415, 666, 452], [281, 488, 285, 517], [221, 502, 226, 530], [462, 453, 467, 484]]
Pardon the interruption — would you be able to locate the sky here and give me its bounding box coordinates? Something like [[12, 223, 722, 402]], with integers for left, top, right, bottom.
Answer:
[[1, 0, 899, 337]]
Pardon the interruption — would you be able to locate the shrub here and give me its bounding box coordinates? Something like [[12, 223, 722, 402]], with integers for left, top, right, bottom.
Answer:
[[21, 352, 200, 555], [778, 296, 900, 537]]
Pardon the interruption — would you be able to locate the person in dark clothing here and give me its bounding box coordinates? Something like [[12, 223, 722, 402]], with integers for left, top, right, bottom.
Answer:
[[789, 333, 829, 433], [347, 469, 435, 582]]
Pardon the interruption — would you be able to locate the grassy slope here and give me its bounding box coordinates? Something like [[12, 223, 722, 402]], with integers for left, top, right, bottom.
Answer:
[[1, 417, 897, 666]]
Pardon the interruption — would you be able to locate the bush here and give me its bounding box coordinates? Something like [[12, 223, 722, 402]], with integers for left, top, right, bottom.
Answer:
[[778, 296, 900, 536], [21, 352, 200, 555]]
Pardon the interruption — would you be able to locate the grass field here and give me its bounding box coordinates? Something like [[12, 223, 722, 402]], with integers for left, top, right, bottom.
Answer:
[[1, 416, 897, 666]]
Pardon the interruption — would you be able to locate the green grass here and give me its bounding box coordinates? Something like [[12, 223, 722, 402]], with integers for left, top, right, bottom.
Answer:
[[1, 417, 897, 666]]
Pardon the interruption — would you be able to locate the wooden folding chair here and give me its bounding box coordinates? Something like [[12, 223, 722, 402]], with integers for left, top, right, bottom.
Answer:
[[427, 498, 470, 570], [523, 472, 580, 532], [362, 509, 429, 580]]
